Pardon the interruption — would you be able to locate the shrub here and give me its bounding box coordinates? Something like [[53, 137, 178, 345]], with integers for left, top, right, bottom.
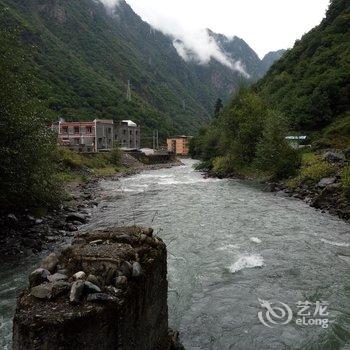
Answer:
[[286, 155, 336, 189], [212, 155, 237, 177], [109, 144, 122, 166], [255, 112, 301, 179]]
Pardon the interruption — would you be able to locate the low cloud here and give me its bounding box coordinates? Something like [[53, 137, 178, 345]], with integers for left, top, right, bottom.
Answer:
[[171, 29, 249, 77], [99, 0, 249, 76], [99, 0, 121, 9]]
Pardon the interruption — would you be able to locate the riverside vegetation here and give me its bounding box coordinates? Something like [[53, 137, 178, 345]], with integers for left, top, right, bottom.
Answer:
[[190, 0, 350, 217]]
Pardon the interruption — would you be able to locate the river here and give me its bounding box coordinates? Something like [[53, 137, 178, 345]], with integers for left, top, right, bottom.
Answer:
[[1, 159, 350, 349]]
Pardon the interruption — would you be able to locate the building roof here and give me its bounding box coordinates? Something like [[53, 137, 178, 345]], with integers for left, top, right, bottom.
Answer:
[[121, 120, 137, 127]]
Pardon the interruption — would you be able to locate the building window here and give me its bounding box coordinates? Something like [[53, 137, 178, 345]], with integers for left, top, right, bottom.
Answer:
[[74, 138, 79, 145], [123, 130, 126, 135], [130, 130, 132, 135], [86, 126, 92, 134], [62, 126, 68, 134], [98, 138, 102, 144], [74, 126, 80, 134]]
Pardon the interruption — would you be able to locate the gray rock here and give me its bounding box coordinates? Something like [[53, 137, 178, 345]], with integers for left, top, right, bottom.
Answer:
[[115, 276, 128, 287], [119, 261, 132, 278], [30, 283, 53, 299], [317, 177, 337, 188], [86, 274, 100, 286], [70, 281, 85, 304], [323, 151, 345, 163], [29, 268, 51, 287], [41, 253, 59, 273], [30, 282, 70, 300], [132, 262, 143, 278], [48, 273, 68, 283], [84, 281, 101, 294], [52, 281, 71, 298], [66, 213, 86, 224], [73, 271, 86, 280], [87, 293, 116, 303]]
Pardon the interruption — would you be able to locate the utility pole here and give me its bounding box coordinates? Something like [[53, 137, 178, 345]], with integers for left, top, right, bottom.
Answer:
[[126, 80, 131, 102]]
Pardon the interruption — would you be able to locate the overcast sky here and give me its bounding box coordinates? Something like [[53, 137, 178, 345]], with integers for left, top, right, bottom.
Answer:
[[125, 0, 330, 58]]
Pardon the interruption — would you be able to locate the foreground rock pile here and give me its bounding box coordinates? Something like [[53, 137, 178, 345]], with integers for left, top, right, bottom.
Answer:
[[26, 226, 157, 305], [13, 226, 182, 350]]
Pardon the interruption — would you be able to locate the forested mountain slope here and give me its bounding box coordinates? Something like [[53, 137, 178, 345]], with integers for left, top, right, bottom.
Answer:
[[0, 0, 282, 139], [257, 0, 350, 133]]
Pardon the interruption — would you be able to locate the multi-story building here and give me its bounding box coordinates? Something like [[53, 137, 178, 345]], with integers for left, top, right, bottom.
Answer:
[[53, 119, 140, 153], [167, 136, 191, 156], [114, 120, 141, 149]]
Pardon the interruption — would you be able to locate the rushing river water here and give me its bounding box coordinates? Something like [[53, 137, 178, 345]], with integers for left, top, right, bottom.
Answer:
[[2, 159, 350, 349]]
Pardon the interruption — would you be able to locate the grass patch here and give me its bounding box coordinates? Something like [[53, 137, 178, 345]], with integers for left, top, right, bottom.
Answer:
[[286, 153, 337, 189]]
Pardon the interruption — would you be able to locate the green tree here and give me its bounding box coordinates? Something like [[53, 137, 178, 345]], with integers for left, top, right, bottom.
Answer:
[[214, 98, 223, 118], [0, 25, 60, 211], [255, 112, 301, 179]]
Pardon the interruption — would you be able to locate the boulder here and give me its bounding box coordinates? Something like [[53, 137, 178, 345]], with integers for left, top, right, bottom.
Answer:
[[119, 261, 132, 278], [84, 281, 101, 294], [40, 253, 59, 273], [70, 281, 85, 304], [48, 273, 68, 283], [132, 262, 143, 278], [31, 282, 71, 300], [323, 151, 345, 163], [317, 177, 337, 188], [86, 274, 100, 286], [29, 268, 51, 288], [73, 271, 86, 280]]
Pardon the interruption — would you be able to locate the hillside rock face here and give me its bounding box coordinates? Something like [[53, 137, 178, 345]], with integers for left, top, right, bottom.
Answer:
[[13, 227, 174, 350]]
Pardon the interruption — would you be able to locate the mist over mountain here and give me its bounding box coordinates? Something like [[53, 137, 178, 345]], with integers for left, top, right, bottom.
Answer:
[[0, 0, 282, 138]]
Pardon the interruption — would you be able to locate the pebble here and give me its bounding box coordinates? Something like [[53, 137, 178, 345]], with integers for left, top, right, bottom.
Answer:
[[73, 271, 86, 280], [40, 253, 59, 273], [70, 281, 85, 304]]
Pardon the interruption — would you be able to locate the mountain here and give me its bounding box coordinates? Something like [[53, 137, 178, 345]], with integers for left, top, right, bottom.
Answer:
[[261, 50, 286, 74], [257, 0, 350, 133], [0, 0, 282, 141]]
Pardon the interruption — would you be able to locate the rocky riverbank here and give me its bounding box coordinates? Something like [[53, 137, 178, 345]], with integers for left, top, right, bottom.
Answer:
[[202, 150, 350, 223], [0, 160, 181, 261], [13, 226, 184, 350]]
